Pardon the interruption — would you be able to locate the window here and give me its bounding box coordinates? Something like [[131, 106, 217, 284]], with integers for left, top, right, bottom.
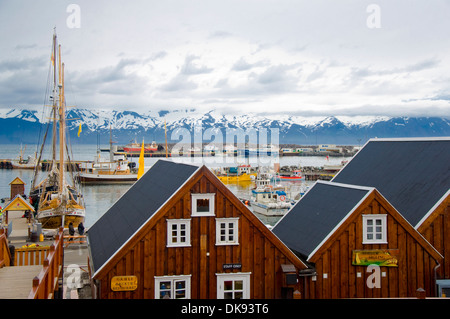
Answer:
[[217, 273, 250, 299], [167, 219, 191, 247], [216, 218, 239, 245], [363, 215, 387, 244], [191, 193, 215, 216], [155, 275, 191, 299]]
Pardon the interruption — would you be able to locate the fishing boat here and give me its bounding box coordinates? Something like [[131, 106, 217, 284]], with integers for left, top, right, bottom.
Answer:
[[78, 153, 137, 184], [123, 140, 158, 153], [276, 169, 303, 180], [29, 31, 85, 229], [249, 172, 293, 216], [77, 129, 138, 184], [215, 164, 257, 183], [11, 145, 41, 170]]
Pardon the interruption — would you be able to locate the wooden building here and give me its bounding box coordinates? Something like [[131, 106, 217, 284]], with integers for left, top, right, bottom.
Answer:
[[273, 181, 443, 298], [9, 177, 26, 199], [87, 160, 307, 299], [331, 137, 450, 295]]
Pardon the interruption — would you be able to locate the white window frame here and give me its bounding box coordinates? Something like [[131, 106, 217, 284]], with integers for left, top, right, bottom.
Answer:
[[167, 219, 191, 247], [362, 214, 387, 244], [154, 275, 191, 299], [216, 218, 239, 245], [191, 193, 215, 217], [216, 273, 251, 299]]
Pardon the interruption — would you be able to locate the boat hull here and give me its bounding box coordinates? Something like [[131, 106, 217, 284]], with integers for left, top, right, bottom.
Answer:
[[250, 201, 289, 216], [217, 173, 256, 183], [78, 172, 137, 184], [37, 209, 85, 229]]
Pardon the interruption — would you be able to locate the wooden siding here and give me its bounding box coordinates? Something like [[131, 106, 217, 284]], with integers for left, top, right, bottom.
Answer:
[[305, 191, 442, 299], [93, 167, 306, 299], [418, 195, 450, 279]]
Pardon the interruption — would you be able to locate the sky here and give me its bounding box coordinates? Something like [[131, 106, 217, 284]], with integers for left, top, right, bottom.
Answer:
[[0, 0, 449, 118]]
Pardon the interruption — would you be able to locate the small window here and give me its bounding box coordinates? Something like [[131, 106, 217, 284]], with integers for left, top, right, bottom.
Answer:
[[167, 219, 191, 247], [155, 275, 191, 299], [216, 218, 239, 245], [362, 215, 387, 244], [191, 193, 215, 217]]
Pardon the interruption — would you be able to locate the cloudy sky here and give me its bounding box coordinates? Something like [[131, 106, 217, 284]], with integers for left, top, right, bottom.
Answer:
[[0, 0, 449, 118]]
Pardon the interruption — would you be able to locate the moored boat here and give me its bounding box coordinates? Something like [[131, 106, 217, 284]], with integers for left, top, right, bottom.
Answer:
[[249, 172, 293, 216], [215, 164, 257, 183], [276, 169, 303, 180], [29, 31, 85, 229], [123, 140, 158, 153], [11, 145, 41, 170]]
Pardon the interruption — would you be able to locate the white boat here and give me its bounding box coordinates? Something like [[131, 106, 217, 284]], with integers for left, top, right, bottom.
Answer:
[[29, 31, 85, 229], [249, 172, 293, 216], [11, 145, 41, 170], [77, 131, 138, 184], [78, 155, 137, 184]]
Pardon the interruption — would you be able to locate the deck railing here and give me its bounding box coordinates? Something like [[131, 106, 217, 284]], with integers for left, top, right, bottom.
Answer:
[[0, 229, 12, 268], [14, 245, 51, 266], [28, 227, 64, 299]]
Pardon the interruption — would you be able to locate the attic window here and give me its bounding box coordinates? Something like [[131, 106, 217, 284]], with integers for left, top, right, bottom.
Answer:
[[191, 193, 215, 217], [362, 215, 387, 244]]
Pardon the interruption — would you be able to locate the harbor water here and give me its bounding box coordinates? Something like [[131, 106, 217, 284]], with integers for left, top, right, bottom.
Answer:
[[0, 143, 351, 227]]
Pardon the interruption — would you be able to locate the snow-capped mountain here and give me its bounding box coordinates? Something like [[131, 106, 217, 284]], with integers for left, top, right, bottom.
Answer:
[[1, 108, 449, 145]]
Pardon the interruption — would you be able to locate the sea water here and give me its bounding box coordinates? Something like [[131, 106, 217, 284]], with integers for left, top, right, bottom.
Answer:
[[0, 144, 350, 227]]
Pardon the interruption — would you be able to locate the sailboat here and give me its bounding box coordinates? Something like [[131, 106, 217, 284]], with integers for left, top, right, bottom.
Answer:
[[29, 31, 85, 229]]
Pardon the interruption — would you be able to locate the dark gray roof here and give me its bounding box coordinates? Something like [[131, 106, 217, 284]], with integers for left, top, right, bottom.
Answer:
[[333, 138, 450, 227], [272, 181, 371, 260], [87, 160, 199, 273]]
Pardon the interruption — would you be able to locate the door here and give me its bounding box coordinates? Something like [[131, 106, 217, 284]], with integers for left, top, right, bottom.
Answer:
[[217, 273, 250, 299]]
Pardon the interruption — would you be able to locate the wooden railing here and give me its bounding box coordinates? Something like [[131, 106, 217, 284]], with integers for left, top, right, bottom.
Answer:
[[14, 245, 51, 266], [28, 227, 64, 299], [0, 229, 12, 268], [64, 235, 87, 247]]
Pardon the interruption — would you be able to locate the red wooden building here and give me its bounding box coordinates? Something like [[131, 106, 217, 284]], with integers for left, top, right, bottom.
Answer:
[[87, 160, 307, 299], [273, 181, 443, 298]]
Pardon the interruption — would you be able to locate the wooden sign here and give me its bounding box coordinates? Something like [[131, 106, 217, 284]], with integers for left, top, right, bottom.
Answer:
[[223, 263, 242, 270], [352, 249, 399, 267], [111, 276, 138, 291]]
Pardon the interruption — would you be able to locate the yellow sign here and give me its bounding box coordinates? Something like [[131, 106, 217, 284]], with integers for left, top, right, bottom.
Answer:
[[111, 276, 138, 291], [352, 249, 399, 267]]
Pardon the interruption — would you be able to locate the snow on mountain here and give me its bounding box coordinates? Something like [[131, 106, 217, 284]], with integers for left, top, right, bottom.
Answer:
[[1, 108, 449, 145]]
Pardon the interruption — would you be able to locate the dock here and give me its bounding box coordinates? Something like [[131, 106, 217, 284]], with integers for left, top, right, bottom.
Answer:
[[0, 209, 91, 299]]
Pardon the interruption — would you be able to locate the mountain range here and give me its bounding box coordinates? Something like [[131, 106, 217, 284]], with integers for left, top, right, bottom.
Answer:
[[1, 108, 449, 146]]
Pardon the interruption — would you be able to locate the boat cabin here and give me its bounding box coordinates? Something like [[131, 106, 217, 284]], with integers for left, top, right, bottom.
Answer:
[[87, 160, 307, 299]]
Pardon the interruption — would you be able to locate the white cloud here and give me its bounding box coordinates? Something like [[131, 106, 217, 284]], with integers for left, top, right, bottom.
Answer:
[[0, 0, 449, 118]]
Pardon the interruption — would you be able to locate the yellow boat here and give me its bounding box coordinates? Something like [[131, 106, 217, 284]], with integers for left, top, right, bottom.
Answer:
[[215, 164, 257, 183]]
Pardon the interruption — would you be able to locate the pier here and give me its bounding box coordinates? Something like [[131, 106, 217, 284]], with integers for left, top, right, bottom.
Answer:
[[0, 210, 90, 299]]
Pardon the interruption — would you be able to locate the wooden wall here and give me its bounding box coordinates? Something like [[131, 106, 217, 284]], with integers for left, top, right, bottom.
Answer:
[[94, 168, 305, 299], [418, 196, 450, 279], [304, 192, 441, 299]]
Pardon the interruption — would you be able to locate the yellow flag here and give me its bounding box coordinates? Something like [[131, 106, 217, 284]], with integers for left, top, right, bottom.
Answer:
[[77, 123, 82, 137], [137, 139, 145, 179]]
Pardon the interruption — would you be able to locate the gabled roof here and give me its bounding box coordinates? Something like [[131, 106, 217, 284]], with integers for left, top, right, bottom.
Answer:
[[332, 137, 450, 227], [272, 180, 443, 263], [272, 181, 372, 260], [88, 159, 308, 278], [9, 177, 25, 185], [87, 160, 200, 273], [3, 194, 34, 212]]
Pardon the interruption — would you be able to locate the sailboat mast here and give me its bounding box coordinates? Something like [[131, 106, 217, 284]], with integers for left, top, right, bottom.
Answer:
[[58, 45, 65, 192], [51, 32, 58, 164]]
